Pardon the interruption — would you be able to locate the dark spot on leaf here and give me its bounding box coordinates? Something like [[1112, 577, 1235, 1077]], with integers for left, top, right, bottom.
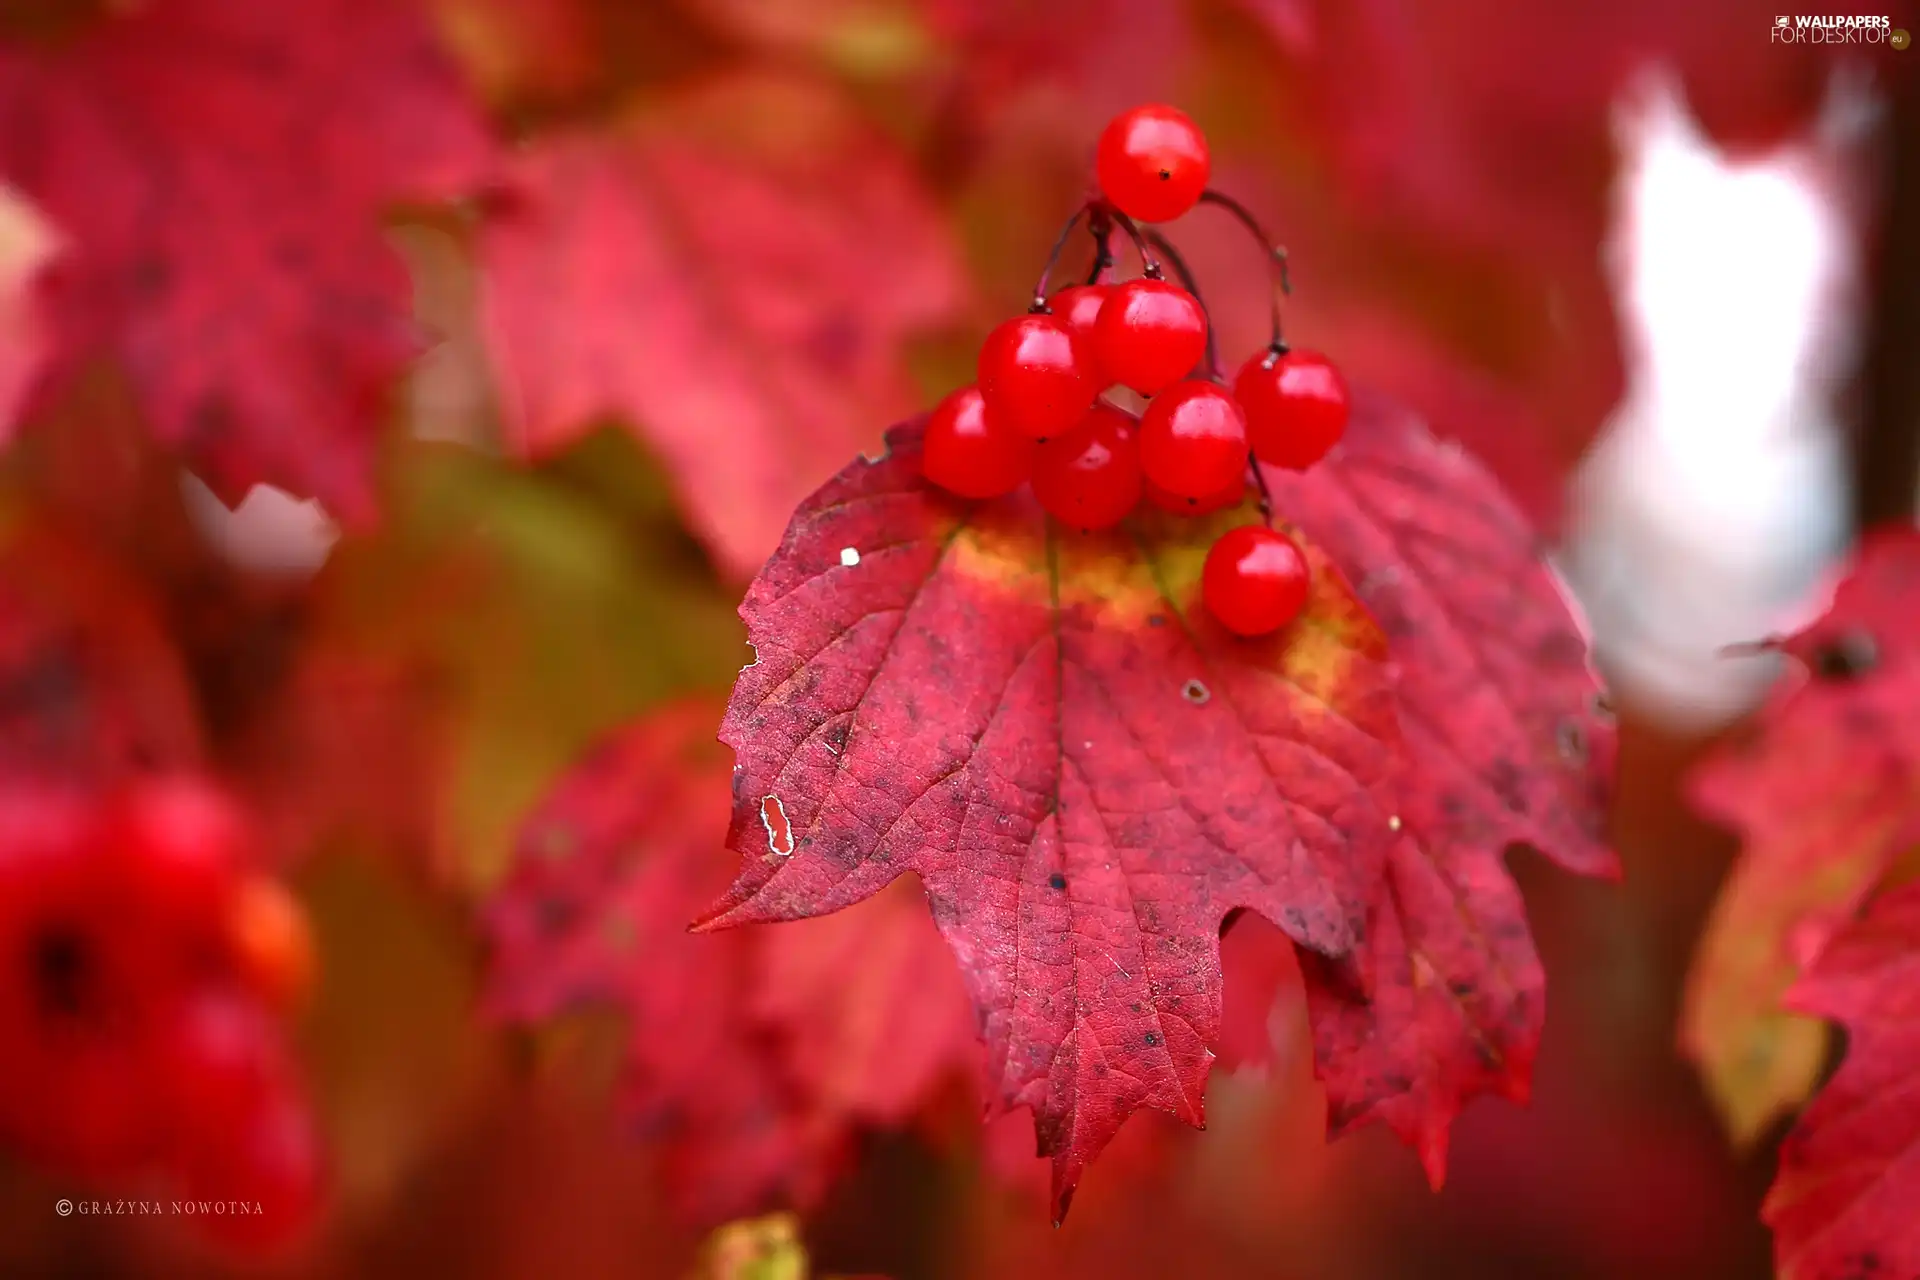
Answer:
[[1588, 689, 1615, 718], [1488, 757, 1528, 813], [129, 255, 170, 297], [1143, 1031, 1161, 1047], [188, 396, 236, 446], [535, 895, 578, 936], [1534, 631, 1587, 667], [1811, 630, 1877, 681], [1158, 169, 1171, 181], [1147, 614, 1166, 627], [1554, 720, 1587, 765], [1048, 872, 1067, 890], [32, 926, 90, 1017]]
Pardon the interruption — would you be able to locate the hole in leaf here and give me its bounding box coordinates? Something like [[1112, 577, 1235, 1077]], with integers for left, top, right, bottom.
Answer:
[[759, 795, 794, 858], [1181, 679, 1210, 705]]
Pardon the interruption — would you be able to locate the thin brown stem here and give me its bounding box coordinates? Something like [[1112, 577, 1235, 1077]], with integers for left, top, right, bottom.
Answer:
[[1029, 205, 1088, 312], [1085, 207, 1115, 286], [1199, 188, 1290, 354], [1100, 203, 1163, 281], [1032, 201, 1161, 310], [1248, 458, 1275, 523]]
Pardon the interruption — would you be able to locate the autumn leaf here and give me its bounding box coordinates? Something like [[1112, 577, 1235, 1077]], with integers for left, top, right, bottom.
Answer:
[[483, 699, 979, 1221], [477, 71, 970, 575], [0, 518, 203, 781], [707, 412, 1416, 1214], [1766, 880, 1920, 1280], [1683, 528, 1920, 1143], [0, 0, 493, 521], [1258, 389, 1615, 1182]]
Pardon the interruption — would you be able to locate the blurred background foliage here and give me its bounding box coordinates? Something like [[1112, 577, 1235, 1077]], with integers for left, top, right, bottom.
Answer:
[[1, 0, 1916, 1276]]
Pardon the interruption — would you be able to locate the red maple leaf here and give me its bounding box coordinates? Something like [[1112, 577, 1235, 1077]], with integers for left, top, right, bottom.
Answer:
[[1683, 529, 1920, 1141], [1767, 880, 1920, 1280], [0, 0, 492, 521], [477, 71, 971, 575], [1222, 390, 1616, 1183], [705, 390, 1607, 1211], [483, 699, 979, 1221]]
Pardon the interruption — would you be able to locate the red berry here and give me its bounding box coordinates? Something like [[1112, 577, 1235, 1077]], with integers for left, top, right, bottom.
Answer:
[[225, 876, 317, 1012], [977, 313, 1098, 440], [1138, 381, 1248, 499], [178, 1088, 323, 1252], [1095, 104, 1211, 223], [1145, 477, 1244, 516], [1234, 348, 1351, 469], [154, 991, 284, 1145], [1093, 279, 1207, 395], [108, 776, 249, 933], [922, 385, 1036, 499], [1030, 406, 1144, 531], [1202, 525, 1311, 637], [1050, 284, 1112, 386]]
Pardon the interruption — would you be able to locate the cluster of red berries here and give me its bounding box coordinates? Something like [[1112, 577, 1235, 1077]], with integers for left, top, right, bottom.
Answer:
[[0, 778, 322, 1252], [921, 104, 1351, 639]]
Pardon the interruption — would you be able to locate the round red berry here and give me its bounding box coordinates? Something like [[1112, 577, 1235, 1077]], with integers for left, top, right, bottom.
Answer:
[[1093, 279, 1207, 395], [922, 385, 1036, 499], [1095, 104, 1211, 224], [1050, 284, 1112, 386], [1031, 406, 1143, 531], [1234, 348, 1351, 470], [1138, 381, 1248, 499], [1145, 477, 1244, 516], [178, 1087, 323, 1252], [1202, 525, 1311, 637], [107, 776, 249, 934], [226, 876, 317, 1012], [977, 313, 1098, 440]]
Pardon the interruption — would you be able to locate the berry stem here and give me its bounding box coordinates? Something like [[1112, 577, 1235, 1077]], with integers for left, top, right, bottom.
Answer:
[[1248, 455, 1275, 524], [1085, 207, 1115, 286], [1198, 188, 1290, 356], [1030, 202, 1161, 312], [1101, 204, 1165, 282], [1142, 228, 1220, 381], [1030, 205, 1089, 312]]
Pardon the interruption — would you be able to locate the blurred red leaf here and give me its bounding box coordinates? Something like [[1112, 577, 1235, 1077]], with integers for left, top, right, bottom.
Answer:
[[1767, 880, 1920, 1280], [1683, 529, 1920, 1142], [1238, 0, 1899, 249], [705, 395, 1607, 1212], [484, 699, 977, 1221], [0, 520, 203, 781], [0, 0, 492, 520], [478, 72, 970, 574]]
